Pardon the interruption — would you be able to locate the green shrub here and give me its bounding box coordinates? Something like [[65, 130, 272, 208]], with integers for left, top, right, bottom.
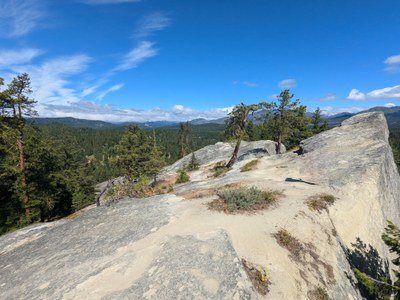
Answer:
[[274, 228, 303, 256], [186, 153, 200, 171], [306, 193, 336, 212], [105, 175, 150, 199], [240, 159, 259, 172], [175, 170, 190, 184], [214, 186, 280, 212]]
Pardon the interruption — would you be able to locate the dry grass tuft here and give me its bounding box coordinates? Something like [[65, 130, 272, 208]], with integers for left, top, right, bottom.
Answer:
[[305, 193, 336, 213], [240, 159, 259, 172], [273, 229, 303, 257], [308, 286, 331, 300]]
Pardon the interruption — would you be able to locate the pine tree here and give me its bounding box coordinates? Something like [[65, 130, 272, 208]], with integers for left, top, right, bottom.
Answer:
[[263, 90, 311, 153], [144, 130, 166, 184], [114, 124, 148, 180], [382, 221, 400, 296], [225, 103, 261, 168], [187, 152, 200, 171], [0, 74, 37, 221], [312, 107, 328, 134], [114, 125, 165, 184], [178, 122, 190, 158]]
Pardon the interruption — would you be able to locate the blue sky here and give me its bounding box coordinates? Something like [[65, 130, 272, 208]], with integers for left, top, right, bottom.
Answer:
[[0, 0, 400, 122]]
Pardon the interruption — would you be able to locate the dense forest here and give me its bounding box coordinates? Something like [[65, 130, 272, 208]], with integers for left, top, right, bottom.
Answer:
[[36, 122, 225, 183]]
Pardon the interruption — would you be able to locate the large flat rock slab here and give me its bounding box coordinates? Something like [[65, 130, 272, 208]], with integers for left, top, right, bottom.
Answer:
[[103, 232, 256, 300], [0, 195, 256, 299]]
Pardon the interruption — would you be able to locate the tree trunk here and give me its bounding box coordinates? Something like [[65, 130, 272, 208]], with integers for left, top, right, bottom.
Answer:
[[16, 134, 29, 221], [276, 134, 282, 154], [226, 139, 241, 168]]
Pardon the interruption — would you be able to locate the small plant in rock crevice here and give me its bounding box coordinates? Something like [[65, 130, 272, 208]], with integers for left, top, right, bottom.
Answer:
[[241, 258, 271, 295]]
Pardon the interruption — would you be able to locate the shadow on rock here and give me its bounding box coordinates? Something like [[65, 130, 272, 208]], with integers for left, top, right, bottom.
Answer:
[[285, 177, 317, 185], [344, 237, 392, 299]]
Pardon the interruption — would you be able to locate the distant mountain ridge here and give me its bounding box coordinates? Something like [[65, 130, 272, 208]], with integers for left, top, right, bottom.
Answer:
[[29, 117, 118, 129], [325, 106, 400, 128], [29, 106, 400, 129]]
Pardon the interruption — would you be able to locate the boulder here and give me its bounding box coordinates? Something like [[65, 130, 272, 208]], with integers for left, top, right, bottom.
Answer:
[[163, 140, 284, 174]]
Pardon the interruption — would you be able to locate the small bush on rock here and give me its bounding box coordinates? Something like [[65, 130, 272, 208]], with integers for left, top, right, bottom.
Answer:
[[175, 170, 190, 184], [209, 186, 281, 212]]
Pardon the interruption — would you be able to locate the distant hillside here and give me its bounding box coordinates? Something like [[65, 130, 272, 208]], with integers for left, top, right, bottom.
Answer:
[[29, 117, 117, 129], [30, 106, 400, 130], [189, 118, 226, 125], [326, 106, 400, 129]]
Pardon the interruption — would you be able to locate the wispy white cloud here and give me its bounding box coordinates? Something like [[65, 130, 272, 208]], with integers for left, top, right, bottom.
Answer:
[[97, 83, 124, 100], [9, 54, 93, 106], [384, 54, 400, 65], [39, 102, 233, 122], [81, 85, 99, 97], [115, 41, 158, 71], [384, 54, 400, 73], [318, 93, 336, 101], [0, 48, 44, 67], [347, 85, 400, 101], [0, 0, 45, 38], [233, 81, 258, 87], [79, 0, 141, 5], [278, 79, 296, 89], [134, 12, 171, 38]]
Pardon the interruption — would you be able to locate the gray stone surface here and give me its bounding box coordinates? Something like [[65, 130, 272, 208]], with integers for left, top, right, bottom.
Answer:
[[0, 197, 170, 299], [0, 196, 256, 300], [104, 232, 256, 300], [299, 112, 400, 224], [300, 112, 400, 298], [163, 140, 284, 174]]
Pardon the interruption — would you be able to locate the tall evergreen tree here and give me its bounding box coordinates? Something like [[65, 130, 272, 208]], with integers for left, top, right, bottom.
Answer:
[[145, 130, 166, 184], [178, 122, 190, 158], [0, 74, 37, 221], [263, 90, 311, 153], [114, 125, 165, 184], [114, 124, 148, 180], [311, 107, 328, 134]]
